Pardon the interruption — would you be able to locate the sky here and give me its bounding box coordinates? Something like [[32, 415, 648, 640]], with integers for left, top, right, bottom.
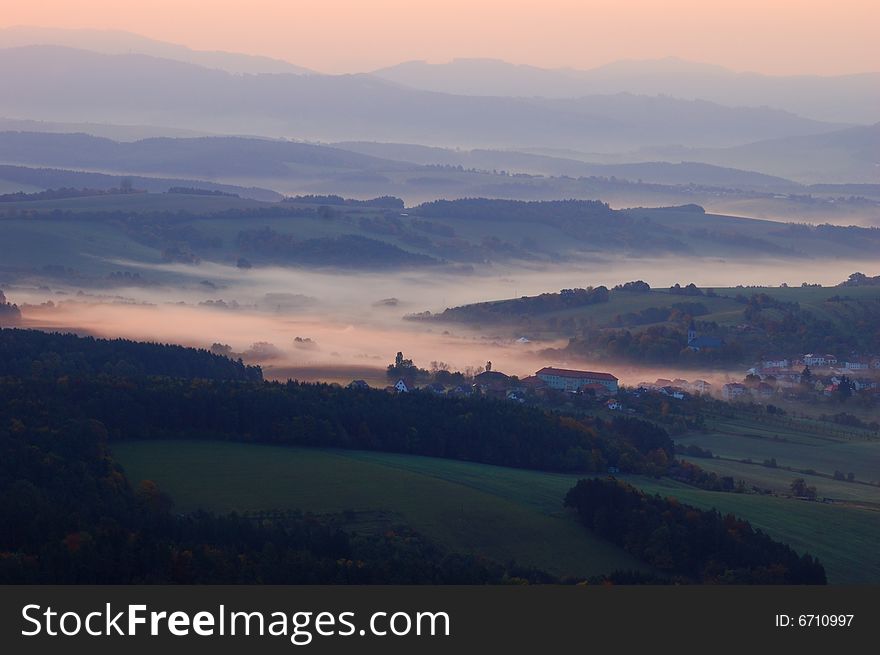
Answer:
[[1, 0, 877, 75]]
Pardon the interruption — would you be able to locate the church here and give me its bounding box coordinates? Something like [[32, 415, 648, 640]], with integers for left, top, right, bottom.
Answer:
[[687, 321, 724, 352]]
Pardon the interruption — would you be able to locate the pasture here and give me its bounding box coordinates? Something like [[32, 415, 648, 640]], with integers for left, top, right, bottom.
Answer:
[[113, 439, 880, 583]]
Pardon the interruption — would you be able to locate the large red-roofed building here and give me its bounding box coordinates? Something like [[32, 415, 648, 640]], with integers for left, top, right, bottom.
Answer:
[[535, 367, 618, 394]]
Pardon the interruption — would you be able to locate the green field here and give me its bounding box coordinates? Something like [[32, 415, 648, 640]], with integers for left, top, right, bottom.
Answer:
[[677, 417, 880, 486], [113, 440, 880, 583], [431, 270, 880, 336], [674, 411, 880, 511], [112, 440, 645, 580]]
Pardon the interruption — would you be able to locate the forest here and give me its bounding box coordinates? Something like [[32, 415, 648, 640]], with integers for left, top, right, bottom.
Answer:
[[564, 478, 826, 584], [0, 329, 261, 381]]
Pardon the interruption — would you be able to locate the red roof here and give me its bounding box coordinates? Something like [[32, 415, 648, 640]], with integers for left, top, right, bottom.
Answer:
[[536, 367, 618, 381]]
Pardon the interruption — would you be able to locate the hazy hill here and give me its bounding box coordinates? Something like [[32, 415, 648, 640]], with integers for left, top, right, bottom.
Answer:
[[0, 132, 407, 178], [651, 123, 880, 184], [1, 132, 874, 224], [0, 46, 845, 151], [334, 141, 799, 190], [1, 194, 878, 286], [0, 25, 312, 75], [0, 116, 213, 141], [372, 57, 880, 125], [0, 164, 283, 201]]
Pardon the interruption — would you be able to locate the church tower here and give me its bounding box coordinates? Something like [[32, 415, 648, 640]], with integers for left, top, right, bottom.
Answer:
[[687, 320, 697, 344]]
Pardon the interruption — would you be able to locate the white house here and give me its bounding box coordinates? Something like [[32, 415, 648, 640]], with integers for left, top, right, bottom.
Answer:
[[394, 379, 410, 393], [722, 383, 747, 400]]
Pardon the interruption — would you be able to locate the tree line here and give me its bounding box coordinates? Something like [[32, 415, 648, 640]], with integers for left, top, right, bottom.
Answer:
[[564, 478, 826, 584], [0, 415, 550, 584], [0, 329, 261, 381]]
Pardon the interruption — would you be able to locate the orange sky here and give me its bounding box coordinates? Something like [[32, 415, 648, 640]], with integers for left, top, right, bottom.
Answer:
[[1, 0, 878, 75]]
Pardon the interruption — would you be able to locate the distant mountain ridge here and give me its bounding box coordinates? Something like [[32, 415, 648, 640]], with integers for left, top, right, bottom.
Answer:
[[3, 26, 874, 124], [371, 57, 880, 125], [0, 46, 846, 152], [0, 25, 313, 75]]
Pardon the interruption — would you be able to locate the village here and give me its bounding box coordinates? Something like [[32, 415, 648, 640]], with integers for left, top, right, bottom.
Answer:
[[725, 352, 880, 402], [351, 364, 620, 403], [348, 348, 880, 415]]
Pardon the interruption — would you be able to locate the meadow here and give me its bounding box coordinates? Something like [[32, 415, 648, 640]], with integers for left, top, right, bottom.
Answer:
[[113, 439, 880, 583], [675, 412, 880, 507]]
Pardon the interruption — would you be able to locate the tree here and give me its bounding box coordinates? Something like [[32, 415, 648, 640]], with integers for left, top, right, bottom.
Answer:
[[837, 376, 853, 402], [387, 351, 418, 381], [790, 478, 817, 500]]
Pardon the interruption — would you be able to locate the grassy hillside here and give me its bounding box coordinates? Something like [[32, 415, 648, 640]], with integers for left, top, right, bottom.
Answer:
[[2, 193, 879, 284], [675, 414, 880, 504], [112, 440, 880, 583], [112, 440, 645, 580], [428, 281, 880, 335]]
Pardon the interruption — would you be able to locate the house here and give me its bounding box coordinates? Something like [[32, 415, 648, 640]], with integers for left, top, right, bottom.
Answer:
[[803, 353, 837, 368], [347, 379, 370, 390], [689, 379, 711, 394], [519, 375, 547, 392], [447, 385, 472, 396], [755, 382, 775, 398], [772, 369, 803, 384], [580, 382, 612, 397], [473, 370, 512, 398], [687, 321, 724, 352], [844, 359, 869, 370], [606, 399, 622, 410], [394, 379, 410, 393], [722, 383, 747, 400], [659, 386, 686, 400], [473, 370, 511, 392], [535, 367, 618, 394], [762, 357, 790, 369]]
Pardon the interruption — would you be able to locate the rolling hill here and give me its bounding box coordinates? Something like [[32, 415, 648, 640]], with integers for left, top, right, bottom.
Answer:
[[2, 131, 876, 224], [112, 440, 880, 584], [1, 194, 879, 285], [651, 123, 880, 184]]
